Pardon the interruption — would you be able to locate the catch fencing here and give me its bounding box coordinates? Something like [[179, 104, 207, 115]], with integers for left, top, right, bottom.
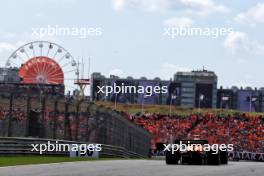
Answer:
[[0, 93, 151, 157]]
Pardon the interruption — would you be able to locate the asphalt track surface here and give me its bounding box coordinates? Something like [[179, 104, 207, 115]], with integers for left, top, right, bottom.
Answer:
[[0, 160, 263, 176]]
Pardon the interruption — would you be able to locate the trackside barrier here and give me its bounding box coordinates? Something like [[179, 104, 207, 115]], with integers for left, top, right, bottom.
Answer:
[[0, 95, 151, 157], [0, 137, 144, 158], [229, 151, 264, 162]]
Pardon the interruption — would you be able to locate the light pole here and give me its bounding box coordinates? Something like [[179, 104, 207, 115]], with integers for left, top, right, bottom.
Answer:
[[220, 93, 223, 109], [249, 94, 252, 112], [221, 95, 229, 109], [141, 94, 147, 113], [249, 95, 258, 112], [114, 93, 118, 109], [198, 94, 204, 113], [170, 95, 177, 116]]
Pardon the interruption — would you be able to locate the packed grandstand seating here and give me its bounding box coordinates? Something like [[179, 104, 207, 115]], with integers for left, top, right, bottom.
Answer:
[[0, 102, 263, 154], [122, 112, 264, 153]]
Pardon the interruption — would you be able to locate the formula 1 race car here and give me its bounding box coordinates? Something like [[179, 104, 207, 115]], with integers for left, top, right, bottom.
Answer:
[[165, 140, 228, 165]]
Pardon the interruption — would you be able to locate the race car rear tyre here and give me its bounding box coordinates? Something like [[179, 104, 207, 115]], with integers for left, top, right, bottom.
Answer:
[[165, 152, 179, 165], [207, 152, 221, 165], [220, 151, 228, 164]]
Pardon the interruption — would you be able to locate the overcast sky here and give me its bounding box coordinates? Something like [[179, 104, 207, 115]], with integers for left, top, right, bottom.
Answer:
[[0, 0, 264, 90]]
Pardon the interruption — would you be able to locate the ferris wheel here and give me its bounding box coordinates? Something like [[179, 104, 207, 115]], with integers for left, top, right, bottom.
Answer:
[[5, 41, 79, 87]]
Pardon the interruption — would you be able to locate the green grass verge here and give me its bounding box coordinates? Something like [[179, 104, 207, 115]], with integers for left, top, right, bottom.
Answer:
[[0, 156, 123, 167]]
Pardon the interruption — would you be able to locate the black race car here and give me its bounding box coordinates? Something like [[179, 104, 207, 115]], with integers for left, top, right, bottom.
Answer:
[[165, 140, 228, 165]]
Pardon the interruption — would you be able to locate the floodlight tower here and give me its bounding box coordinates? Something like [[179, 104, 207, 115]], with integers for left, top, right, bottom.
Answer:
[[74, 58, 90, 101]]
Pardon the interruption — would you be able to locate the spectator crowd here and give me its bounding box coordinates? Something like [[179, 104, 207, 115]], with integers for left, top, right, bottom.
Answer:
[[0, 102, 263, 154], [123, 112, 264, 153]]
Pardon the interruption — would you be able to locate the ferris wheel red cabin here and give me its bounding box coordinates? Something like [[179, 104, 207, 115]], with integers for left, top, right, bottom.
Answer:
[[19, 56, 64, 85]]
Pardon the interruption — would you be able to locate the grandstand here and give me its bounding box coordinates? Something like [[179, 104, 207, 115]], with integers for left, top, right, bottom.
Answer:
[[99, 102, 264, 154]]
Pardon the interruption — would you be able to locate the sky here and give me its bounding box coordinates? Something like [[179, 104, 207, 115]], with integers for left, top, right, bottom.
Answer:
[[0, 0, 264, 91]]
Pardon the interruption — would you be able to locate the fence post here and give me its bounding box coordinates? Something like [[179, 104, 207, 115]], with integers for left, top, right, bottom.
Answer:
[[86, 105, 90, 142], [53, 100, 58, 139], [7, 93, 13, 137], [39, 94, 46, 138], [26, 94, 31, 137], [64, 101, 68, 140], [75, 102, 80, 141], [64, 101, 72, 140]]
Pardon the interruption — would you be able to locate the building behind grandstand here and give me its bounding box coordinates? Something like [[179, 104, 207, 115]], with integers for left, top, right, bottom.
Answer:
[[91, 70, 264, 112], [1, 66, 264, 112]]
